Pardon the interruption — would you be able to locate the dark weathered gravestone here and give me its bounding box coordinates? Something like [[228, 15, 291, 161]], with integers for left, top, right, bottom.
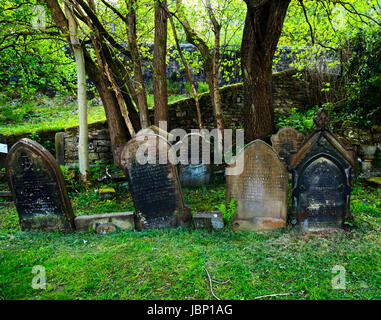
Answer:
[[227, 140, 288, 231], [121, 133, 191, 230], [271, 127, 305, 167], [290, 108, 356, 230], [176, 133, 212, 187], [6, 138, 75, 232]]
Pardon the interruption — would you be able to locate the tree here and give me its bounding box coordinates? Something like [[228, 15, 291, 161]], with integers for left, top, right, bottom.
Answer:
[[46, 0, 140, 164], [153, 0, 168, 126], [64, 2, 89, 183], [241, 0, 291, 142], [241, 0, 380, 142]]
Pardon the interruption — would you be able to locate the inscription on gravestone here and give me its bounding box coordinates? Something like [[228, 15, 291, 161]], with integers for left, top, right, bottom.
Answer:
[[227, 140, 288, 231], [121, 133, 191, 230], [6, 138, 75, 232], [290, 108, 356, 230], [271, 127, 305, 167]]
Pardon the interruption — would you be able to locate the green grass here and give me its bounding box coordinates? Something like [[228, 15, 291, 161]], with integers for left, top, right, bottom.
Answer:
[[0, 179, 380, 300], [0, 93, 188, 135], [0, 95, 106, 136]]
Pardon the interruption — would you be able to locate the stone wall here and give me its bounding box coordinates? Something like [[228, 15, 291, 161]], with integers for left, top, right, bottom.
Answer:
[[59, 69, 342, 166], [161, 69, 342, 131], [56, 121, 112, 167]]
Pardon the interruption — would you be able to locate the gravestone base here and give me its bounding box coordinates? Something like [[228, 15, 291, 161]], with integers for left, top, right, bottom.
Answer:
[[74, 212, 135, 231], [193, 211, 224, 230], [299, 218, 344, 231], [232, 217, 286, 231], [135, 207, 191, 230], [20, 214, 73, 233]]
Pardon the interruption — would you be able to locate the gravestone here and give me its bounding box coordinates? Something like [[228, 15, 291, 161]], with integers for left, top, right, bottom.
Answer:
[[176, 133, 212, 187], [227, 140, 288, 231], [290, 108, 356, 230], [6, 138, 75, 232], [271, 127, 305, 167], [121, 133, 191, 230]]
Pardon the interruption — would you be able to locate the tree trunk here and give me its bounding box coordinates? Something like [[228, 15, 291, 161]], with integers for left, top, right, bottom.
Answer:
[[168, 12, 203, 130], [154, 0, 168, 126], [83, 51, 130, 165], [65, 3, 89, 183], [241, 0, 291, 142], [127, 0, 150, 129]]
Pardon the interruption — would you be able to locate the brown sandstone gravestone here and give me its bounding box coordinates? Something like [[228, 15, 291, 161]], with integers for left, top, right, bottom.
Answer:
[[227, 140, 288, 231], [6, 138, 75, 232], [121, 133, 191, 230], [290, 108, 356, 230], [271, 127, 305, 167]]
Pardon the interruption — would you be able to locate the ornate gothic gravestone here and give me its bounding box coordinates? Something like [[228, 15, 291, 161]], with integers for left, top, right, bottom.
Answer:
[[176, 133, 212, 188], [271, 127, 305, 167], [121, 133, 191, 230], [290, 108, 357, 230], [6, 138, 75, 232], [227, 140, 288, 231]]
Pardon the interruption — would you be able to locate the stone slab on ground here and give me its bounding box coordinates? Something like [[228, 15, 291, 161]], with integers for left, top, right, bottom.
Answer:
[[193, 211, 224, 230], [74, 212, 135, 231]]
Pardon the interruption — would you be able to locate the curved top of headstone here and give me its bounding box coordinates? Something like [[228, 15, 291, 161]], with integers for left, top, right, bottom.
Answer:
[[135, 125, 174, 141], [122, 132, 178, 166], [271, 127, 305, 142], [6, 138, 74, 232], [232, 139, 285, 165], [6, 138, 71, 196], [270, 127, 305, 166]]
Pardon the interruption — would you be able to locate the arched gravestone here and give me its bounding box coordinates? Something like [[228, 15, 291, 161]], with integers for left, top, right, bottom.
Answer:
[[175, 133, 212, 187], [121, 133, 191, 230], [271, 127, 305, 167], [226, 140, 288, 231], [6, 138, 75, 232], [290, 108, 357, 230]]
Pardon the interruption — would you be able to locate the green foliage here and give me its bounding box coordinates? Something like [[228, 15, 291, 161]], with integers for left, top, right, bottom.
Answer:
[[276, 106, 319, 133], [216, 198, 237, 225], [0, 2, 77, 100], [342, 28, 381, 128]]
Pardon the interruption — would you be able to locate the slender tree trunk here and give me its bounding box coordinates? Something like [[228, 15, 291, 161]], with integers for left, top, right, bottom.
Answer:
[[127, 0, 150, 128], [153, 0, 168, 126], [241, 0, 291, 142], [64, 4, 89, 183], [175, 0, 225, 135], [168, 13, 203, 130]]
